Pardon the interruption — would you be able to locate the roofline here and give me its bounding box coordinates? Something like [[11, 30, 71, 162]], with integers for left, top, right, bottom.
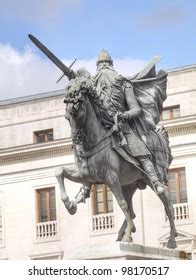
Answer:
[[0, 89, 65, 107], [1, 63, 196, 106], [167, 64, 196, 73]]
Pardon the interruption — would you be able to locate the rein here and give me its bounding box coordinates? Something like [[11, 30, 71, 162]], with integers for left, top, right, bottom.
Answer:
[[75, 124, 116, 158], [84, 112, 120, 150], [89, 125, 115, 149]]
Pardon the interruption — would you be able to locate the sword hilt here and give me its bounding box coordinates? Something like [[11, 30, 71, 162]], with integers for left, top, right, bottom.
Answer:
[[56, 59, 77, 83]]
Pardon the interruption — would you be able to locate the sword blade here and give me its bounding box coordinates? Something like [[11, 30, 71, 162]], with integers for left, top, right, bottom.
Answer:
[[28, 34, 71, 78]]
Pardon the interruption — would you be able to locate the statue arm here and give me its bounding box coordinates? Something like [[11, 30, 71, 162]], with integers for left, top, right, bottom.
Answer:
[[121, 82, 141, 120]]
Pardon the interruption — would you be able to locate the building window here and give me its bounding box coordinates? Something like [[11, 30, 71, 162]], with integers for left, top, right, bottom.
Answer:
[[36, 187, 56, 223], [34, 129, 53, 143], [167, 168, 187, 204], [91, 185, 115, 233], [160, 105, 180, 121], [91, 184, 113, 215]]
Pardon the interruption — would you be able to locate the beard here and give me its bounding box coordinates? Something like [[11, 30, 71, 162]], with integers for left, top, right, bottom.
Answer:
[[93, 65, 118, 99]]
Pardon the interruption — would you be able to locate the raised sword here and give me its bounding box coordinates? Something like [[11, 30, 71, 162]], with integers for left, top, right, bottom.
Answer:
[[28, 34, 76, 80]]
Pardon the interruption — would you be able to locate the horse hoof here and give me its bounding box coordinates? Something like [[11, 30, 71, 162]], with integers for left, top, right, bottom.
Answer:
[[116, 235, 123, 242], [122, 234, 133, 243], [167, 239, 177, 249], [68, 201, 77, 215], [131, 212, 136, 219], [132, 225, 136, 233], [116, 231, 125, 241]]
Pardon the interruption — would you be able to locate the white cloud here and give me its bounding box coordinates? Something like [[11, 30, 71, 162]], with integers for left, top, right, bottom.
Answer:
[[0, 43, 147, 101], [0, 44, 63, 100]]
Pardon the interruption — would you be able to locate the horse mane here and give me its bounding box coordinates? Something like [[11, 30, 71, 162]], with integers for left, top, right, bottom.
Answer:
[[65, 75, 114, 128]]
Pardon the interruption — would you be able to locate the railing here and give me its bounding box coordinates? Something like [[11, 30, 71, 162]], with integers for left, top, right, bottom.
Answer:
[[92, 213, 115, 233], [36, 221, 58, 240], [173, 203, 189, 220], [165, 203, 189, 222]]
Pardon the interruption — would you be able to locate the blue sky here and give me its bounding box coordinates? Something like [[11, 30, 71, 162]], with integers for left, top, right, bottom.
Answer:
[[0, 0, 196, 100]]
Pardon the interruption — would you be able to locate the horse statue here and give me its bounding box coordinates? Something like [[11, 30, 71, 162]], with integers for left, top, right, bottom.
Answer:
[[55, 74, 177, 249], [27, 34, 177, 249]]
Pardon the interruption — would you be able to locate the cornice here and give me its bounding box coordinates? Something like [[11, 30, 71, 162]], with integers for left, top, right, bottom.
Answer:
[[0, 117, 196, 164], [0, 143, 73, 164], [160, 115, 196, 135], [166, 123, 196, 135]]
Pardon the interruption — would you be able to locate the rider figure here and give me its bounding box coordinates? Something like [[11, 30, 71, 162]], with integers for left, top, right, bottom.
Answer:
[[75, 50, 165, 203], [93, 50, 165, 195]]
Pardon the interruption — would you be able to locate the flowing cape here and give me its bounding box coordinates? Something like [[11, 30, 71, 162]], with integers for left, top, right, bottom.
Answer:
[[125, 59, 171, 182], [127, 56, 167, 132]]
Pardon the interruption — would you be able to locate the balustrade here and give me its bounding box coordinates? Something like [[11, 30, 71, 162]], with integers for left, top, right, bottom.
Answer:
[[36, 220, 58, 240], [92, 213, 115, 233], [165, 203, 189, 222]]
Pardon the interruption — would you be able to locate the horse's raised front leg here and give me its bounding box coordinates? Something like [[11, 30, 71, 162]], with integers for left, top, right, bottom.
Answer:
[[55, 165, 86, 215], [107, 172, 134, 243]]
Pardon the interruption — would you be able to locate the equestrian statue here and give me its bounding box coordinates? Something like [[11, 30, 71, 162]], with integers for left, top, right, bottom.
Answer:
[[29, 34, 177, 249]]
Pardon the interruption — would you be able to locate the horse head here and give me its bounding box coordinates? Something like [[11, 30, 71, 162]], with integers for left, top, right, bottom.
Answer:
[[64, 74, 94, 144]]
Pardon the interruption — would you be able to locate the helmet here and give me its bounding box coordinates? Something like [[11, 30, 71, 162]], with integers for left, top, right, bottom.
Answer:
[[96, 49, 113, 66]]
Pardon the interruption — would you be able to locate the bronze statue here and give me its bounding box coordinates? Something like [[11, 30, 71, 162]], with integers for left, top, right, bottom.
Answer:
[[29, 35, 177, 249]]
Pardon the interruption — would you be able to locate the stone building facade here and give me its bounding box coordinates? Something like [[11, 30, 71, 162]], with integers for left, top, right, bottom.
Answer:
[[0, 65, 196, 259]]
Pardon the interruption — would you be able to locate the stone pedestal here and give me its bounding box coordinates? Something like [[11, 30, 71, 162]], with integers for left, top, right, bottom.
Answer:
[[71, 242, 186, 260]]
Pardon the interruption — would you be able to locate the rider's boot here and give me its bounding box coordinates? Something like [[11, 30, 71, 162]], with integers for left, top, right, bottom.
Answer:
[[138, 157, 165, 194]]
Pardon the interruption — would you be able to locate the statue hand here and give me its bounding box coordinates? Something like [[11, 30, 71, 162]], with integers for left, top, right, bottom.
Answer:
[[118, 112, 130, 121], [80, 78, 93, 93]]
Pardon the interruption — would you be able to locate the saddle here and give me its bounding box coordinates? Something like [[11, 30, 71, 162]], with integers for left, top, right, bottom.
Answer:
[[111, 133, 146, 176], [111, 126, 172, 185]]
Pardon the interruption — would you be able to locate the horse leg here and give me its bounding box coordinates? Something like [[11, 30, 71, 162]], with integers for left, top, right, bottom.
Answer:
[[55, 165, 86, 215], [150, 186, 177, 249], [116, 184, 137, 241], [116, 220, 127, 241], [107, 173, 134, 243], [158, 190, 177, 248]]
